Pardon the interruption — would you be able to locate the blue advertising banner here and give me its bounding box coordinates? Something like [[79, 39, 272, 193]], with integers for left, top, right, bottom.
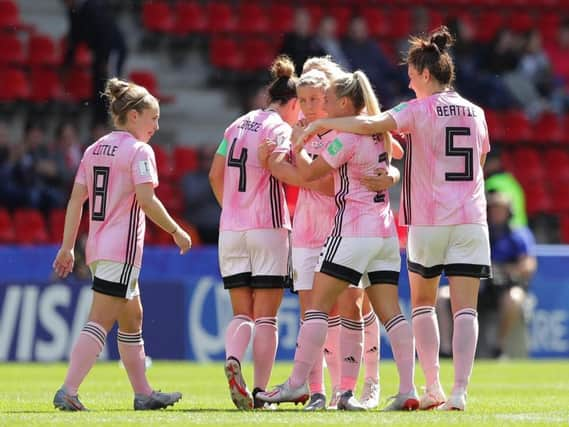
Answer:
[[0, 245, 567, 361]]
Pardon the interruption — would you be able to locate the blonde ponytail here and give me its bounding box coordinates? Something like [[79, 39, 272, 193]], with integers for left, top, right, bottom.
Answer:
[[353, 71, 393, 160]]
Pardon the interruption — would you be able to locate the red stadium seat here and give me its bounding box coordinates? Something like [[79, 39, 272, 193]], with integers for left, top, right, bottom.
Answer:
[[361, 7, 389, 38], [532, 112, 563, 144], [209, 37, 242, 70], [48, 208, 66, 243], [474, 10, 504, 43], [142, 1, 174, 34], [205, 2, 236, 34], [305, 4, 324, 29], [235, 3, 269, 35], [0, 0, 23, 31], [0, 209, 15, 243], [129, 70, 174, 103], [562, 114, 569, 145], [0, 68, 30, 102], [550, 186, 569, 215], [60, 38, 92, 68], [484, 109, 505, 142], [268, 4, 294, 34], [27, 33, 59, 68], [544, 148, 569, 183], [155, 181, 184, 215], [387, 8, 411, 39], [172, 1, 207, 36], [330, 6, 352, 37], [153, 144, 174, 180], [173, 145, 199, 179], [13, 209, 49, 244], [28, 69, 63, 103], [538, 12, 560, 43], [522, 183, 552, 216], [0, 34, 25, 66], [64, 67, 92, 103], [241, 38, 275, 72], [508, 11, 535, 33], [501, 110, 532, 144]]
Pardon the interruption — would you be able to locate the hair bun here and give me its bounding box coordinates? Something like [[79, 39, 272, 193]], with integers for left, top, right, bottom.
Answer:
[[270, 55, 297, 80], [104, 77, 130, 101], [430, 26, 454, 53]]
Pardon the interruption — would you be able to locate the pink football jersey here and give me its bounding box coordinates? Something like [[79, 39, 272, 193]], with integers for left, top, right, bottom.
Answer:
[[75, 131, 158, 268], [320, 131, 397, 238], [388, 91, 490, 226], [218, 109, 292, 231], [292, 130, 337, 248]]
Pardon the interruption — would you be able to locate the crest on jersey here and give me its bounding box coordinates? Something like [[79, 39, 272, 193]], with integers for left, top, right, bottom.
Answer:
[[327, 138, 344, 156], [310, 139, 324, 149]]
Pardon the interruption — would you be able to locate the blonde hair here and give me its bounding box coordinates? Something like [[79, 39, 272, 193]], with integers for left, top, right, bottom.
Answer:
[[297, 69, 329, 90], [267, 55, 298, 104], [302, 55, 346, 81], [103, 78, 158, 127], [332, 70, 393, 159]]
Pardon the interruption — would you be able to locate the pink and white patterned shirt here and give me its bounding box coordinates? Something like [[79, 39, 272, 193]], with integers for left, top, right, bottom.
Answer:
[[320, 131, 397, 238], [292, 130, 337, 248], [218, 109, 292, 231], [75, 131, 158, 268], [388, 91, 490, 226]]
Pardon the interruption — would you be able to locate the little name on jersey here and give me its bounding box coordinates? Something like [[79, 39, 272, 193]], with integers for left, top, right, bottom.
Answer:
[[436, 105, 477, 117], [92, 144, 118, 156], [237, 119, 261, 132]]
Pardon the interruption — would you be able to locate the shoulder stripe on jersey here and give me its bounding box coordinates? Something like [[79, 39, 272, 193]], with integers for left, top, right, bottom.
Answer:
[[120, 199, 140, 286], [402, 134, 412, 225], [331, 164, 349, 236], [269, 176, 282, 228]]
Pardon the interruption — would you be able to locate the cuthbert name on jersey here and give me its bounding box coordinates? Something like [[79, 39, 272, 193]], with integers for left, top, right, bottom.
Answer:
[[436, 105, 477, 117], [92, 144, 119, 156], [237, 119, 261, 132]]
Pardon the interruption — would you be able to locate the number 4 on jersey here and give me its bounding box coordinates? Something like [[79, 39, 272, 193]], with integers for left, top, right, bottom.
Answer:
[[228, 137, 248, 192]]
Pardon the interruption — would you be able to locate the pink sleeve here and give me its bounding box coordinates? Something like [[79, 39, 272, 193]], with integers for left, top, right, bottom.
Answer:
[[266, 123, 292, 154], [320, 133, 356, 169], [131, 144, 159, 187], [74, 157, 86, 185], [481, 115, 491, 154], [387, 101, 415, 133]]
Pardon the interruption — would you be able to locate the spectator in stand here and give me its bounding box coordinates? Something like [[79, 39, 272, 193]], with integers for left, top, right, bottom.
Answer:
[[53, 121, 83, 193], [314, 16, 350, 71], [437, 192, 537, 359], [544, 21, 569, 112], [484, 149, 527, 228], [341, 16, 406, 108], [447, 16, 515, 110], [279, 8, 326, 76], [181, 145, 221, 244], [0, 122, 25, 209], [482, 28, 523, 76], [12, 121, 66, 214], [62, 0, 128, 125]]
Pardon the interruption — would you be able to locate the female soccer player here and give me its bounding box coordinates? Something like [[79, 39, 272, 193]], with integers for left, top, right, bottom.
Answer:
[[300, 56, 397, 411], [52, 78, 192, 411], [297, 26, 492, 411], [258, 70, 418, 411], [209, 56, 300, 410]]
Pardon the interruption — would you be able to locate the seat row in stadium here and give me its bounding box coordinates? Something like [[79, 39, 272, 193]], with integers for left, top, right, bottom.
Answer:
[[140, 0, 567, 43]]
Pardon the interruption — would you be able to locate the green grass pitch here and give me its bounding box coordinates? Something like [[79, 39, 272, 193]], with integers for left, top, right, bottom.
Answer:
[[1, 360, 568, 426]]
